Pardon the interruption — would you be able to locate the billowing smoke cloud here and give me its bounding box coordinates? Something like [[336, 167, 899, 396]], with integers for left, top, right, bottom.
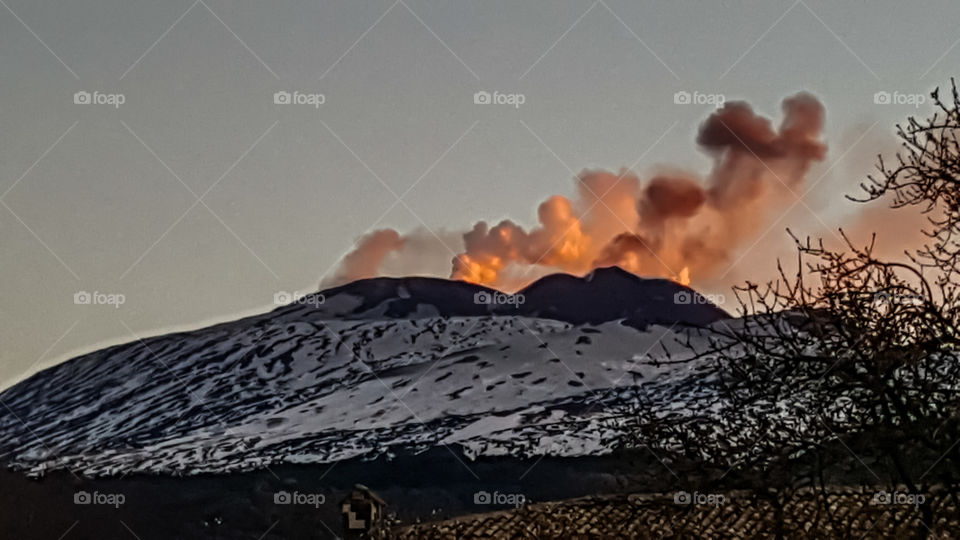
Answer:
[[323, 229, 404, 287], [325, 93, 827, 290], [594, 92, 826, 284]]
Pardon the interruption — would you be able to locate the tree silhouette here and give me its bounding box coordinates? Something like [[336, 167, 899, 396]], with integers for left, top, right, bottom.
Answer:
[[619, 81, 960, 538]]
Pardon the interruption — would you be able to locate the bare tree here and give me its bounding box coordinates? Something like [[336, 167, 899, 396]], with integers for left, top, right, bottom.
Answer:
[[861, 78, 960, 283], [619, 82, 960, 538]]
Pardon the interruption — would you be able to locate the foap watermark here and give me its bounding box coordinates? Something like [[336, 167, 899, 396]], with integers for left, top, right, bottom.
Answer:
[[673, 90, 725, 106], [873, 290, 924, 306], [473, 490, 526, 508], [274, 90, 326, 108], [74, 290, 125, 308], [273, 490, 326, 508], [871, 490, 925, 508], [274, 291, 326, 307], [73, 91, 125, 108], [473, 291, 525, 307], [74, 490, 125, 508], [873, 90, 926, 108], [673, 290, 724, 306], [473, 90, 526, 108], [673, 490, 725, 507]]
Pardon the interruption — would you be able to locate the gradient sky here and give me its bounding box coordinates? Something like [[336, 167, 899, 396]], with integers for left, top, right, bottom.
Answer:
[[2, 0, 958, 388]]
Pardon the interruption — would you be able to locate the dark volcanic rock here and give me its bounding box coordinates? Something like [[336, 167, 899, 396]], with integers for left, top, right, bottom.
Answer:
[[281, 266, 729, 328]]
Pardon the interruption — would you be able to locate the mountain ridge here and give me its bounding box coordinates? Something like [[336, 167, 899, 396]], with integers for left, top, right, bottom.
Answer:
[[0, 267, 729, 478], [272, 266, 728, 327]]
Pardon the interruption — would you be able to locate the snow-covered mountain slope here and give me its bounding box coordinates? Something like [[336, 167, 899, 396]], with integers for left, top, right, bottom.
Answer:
[[0, 268, 729, 477]]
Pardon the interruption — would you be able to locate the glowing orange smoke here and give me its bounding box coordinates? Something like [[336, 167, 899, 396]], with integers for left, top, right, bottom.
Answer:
[[326, 93, 827, 291]]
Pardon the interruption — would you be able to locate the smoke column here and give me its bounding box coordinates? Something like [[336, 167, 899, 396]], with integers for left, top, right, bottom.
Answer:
[[326, 93, 827, 290], [324, 229, 405, 286]]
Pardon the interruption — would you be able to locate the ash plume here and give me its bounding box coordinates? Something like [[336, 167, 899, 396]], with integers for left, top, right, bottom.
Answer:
[[325, 92, 828, 290], [323, 229, 404, 287]]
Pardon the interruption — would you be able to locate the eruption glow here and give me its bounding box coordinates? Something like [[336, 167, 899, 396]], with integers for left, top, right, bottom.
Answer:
[[326, 93, 827, 291]]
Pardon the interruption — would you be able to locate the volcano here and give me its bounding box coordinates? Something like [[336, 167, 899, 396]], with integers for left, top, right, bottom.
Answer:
[[0, 267, 728, 479]]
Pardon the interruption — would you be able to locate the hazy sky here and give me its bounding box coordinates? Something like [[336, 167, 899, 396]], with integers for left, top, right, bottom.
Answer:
[[2, 0, 958, 388]]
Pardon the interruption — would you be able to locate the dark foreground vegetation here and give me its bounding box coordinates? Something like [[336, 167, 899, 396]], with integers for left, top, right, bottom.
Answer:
[[615, 81, 960, 539]]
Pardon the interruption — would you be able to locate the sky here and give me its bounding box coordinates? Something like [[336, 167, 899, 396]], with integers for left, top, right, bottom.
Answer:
[[1, 0, 958, 388]]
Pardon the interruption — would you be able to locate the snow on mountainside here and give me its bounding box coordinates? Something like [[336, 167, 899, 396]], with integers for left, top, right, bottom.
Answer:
[[0, 268, 729, 477]]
